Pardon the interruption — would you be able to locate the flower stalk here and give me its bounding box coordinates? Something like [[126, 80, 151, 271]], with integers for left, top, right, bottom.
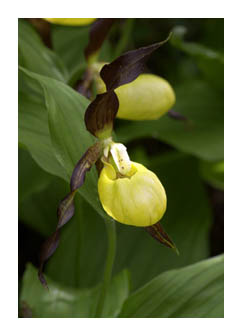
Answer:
[[95, 218, 116, 317]]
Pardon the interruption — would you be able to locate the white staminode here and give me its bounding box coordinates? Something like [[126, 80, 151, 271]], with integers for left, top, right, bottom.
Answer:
[[110, 143, 131, 175], [103, 137, 113, 158]]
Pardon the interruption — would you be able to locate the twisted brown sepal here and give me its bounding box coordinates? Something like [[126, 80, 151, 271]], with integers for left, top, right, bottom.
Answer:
[[38, 142, 102, 289], [100, 33, 172, 91], [38, 191, 76, 289], [85, 91, 119, 138], [85, 18, 116, 63], [70, 142, 103, 191], [145, 222, 179, 255]]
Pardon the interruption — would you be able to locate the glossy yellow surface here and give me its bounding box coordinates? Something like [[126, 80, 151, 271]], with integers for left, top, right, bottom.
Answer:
[[44, 18, 96, 26], [98, 161, 167, 226]]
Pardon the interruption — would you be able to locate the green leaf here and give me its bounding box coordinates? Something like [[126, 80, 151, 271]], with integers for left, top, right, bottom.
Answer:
[[116, 80, 224, 161], [199, 160, 224, 190], [52, 25, 89, 77], [52, 24, 113, 82], [170, 26, 224, 90], [113, 151, 212, 290], [19, 176, 69, 236], [18, 19, 68, 82], [18, 86, 65, 180], [19, 67, 106, 218], [18, 90, 65, 179], [18, 148, 53, 204], [119, 254, 224, 318], [20, 263, 130, 318]]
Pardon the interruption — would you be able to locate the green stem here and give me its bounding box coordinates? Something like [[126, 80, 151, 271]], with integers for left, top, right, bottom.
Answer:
[[95, 218, 116, 317]]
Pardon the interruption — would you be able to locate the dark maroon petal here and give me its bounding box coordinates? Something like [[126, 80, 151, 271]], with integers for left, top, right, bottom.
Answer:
[[70, 142, 102, 191], [85, 91, 119, 137], [145, 221, 179, 253], [85, 18, 116, 62], [100, 35, 171, 91]]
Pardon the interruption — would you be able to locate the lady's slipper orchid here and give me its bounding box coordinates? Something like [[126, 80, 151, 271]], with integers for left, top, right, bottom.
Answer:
[[98, 142, 167, 227]]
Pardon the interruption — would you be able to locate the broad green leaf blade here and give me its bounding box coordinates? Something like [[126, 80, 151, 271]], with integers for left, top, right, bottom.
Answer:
[[119, 254, 224, 318], [18, 148, 53, 204], [19, 66, 106, 218], [18, 19, 68, 82], [18, 90, 65, 179], [116, 80, 224, 161], [20, 263, 130, 318], [19, 176, 68, 236], [19, 67, 64, 180], [52, 25, 90, 76]]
